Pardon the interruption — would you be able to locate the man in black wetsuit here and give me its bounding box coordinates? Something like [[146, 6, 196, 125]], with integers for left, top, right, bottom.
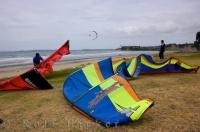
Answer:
[[159, 40, 165, 59]]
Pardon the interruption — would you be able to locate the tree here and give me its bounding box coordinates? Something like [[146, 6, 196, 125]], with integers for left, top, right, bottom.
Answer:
[[194, 31, 200, 51]]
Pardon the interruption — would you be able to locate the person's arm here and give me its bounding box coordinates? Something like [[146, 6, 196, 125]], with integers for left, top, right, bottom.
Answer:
[[39, 56, 44, 62]]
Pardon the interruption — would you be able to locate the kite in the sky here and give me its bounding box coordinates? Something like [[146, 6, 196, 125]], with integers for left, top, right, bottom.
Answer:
[[89, 31, 98, 40]]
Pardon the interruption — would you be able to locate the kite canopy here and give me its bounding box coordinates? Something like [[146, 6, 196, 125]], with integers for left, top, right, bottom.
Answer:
[[63, 58, 153, 126], [115, 54, 199, 78], [89, 31, 98, 40], [112, 58, 130, 78], [37, 40, 70, 75], [0, 68, 53, 90]]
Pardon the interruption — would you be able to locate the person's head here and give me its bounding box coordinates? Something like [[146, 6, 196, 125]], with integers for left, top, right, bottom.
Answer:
[[36, 53, 40, 56], [161, 40, 164, 44]]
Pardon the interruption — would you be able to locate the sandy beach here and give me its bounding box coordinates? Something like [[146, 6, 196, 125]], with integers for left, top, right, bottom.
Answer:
[[0, 54, 134, 79], [0, 51, 190, 80]]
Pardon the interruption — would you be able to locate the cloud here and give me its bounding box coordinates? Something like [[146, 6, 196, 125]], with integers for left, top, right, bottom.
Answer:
[[0, 0, 200, 50]]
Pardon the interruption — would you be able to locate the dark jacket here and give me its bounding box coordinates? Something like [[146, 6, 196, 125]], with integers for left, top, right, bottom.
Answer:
[[160, 44, 165, 52], [33, 54, 43, 65]]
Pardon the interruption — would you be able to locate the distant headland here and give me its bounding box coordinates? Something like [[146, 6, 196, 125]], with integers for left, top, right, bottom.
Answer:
[[117, 43, 196, 52], [118, 31, 200, 52]]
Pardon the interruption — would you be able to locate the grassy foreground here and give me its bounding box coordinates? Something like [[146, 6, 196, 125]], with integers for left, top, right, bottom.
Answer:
[[0, 52, 200, 132]]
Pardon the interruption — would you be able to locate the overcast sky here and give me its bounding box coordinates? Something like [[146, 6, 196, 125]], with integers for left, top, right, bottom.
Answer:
[[0, 0, 200, 51]]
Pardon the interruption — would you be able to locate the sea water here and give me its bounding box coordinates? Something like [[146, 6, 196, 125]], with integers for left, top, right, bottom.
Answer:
[[0, 50, 158, 68]]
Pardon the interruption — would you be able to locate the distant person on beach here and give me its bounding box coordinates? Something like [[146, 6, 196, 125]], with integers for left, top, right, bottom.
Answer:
[[159, 40, 165, 59], [33, 53, 43, 67]]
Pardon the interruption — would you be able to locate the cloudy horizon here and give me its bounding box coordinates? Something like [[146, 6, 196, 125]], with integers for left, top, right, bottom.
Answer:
[[0, 0, 200, 51]]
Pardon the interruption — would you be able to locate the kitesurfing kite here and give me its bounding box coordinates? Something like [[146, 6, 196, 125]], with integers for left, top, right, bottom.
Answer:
[[63, 58, 153, 126], [0, 68, 53, 90], [89, 31, 98, 40], [0, 40, 70, 90], [113, 54, 199, 78], [37, 40, 70, 75]]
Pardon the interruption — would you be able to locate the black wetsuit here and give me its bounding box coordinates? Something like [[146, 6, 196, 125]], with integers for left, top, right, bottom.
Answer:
[[159, 44, 165, 59]]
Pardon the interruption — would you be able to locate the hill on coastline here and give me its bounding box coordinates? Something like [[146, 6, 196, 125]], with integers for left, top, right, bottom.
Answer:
[[118, 43, 197, 52]]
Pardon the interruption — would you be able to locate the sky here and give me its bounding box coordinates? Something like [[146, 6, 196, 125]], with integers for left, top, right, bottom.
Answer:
[[0, 0, 200, 51]]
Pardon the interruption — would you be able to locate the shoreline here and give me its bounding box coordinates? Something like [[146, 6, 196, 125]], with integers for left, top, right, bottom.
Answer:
[[0, 51, 182, 79], [0, 54, 135, 79], [0, 50, 160, 68]]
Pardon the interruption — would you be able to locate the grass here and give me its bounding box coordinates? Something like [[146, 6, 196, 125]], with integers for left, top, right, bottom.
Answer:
[[0, 53, 200, 131], [45, 67, 79, 87]]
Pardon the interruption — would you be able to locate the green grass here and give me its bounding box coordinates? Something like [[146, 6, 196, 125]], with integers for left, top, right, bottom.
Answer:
[[0, 92, 25, 102], [184, 52, 200, 58], [45, 68, 78, 79], [45, 67, 79, 85], [172, 52, 200, 59], [0, 52, 200, 131]]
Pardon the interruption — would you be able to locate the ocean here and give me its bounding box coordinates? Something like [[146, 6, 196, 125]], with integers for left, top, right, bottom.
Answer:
[[0, 49, 158, 68]]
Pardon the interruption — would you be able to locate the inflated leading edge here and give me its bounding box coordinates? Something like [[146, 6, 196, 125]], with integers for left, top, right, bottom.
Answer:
[[63, 58, 153, 126]]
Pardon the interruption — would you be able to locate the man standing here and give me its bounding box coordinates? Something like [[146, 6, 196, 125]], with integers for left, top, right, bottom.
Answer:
[[159, 40, 165, 59]]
